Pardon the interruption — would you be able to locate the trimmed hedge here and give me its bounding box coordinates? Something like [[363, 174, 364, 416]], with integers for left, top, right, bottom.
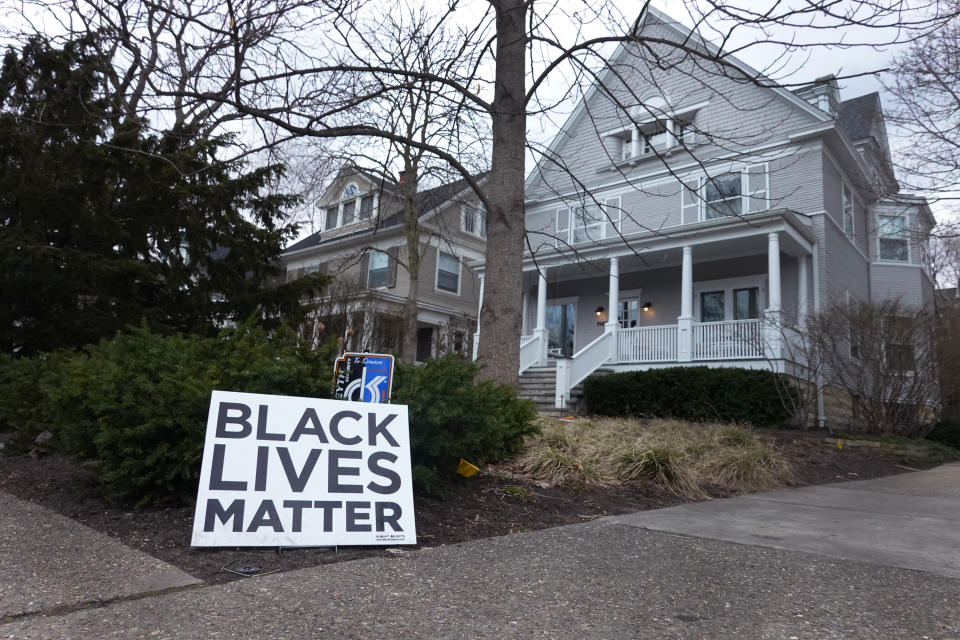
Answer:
[[582, 367, 796, 427], [393, 355, 539, 495], [927, 420, 960, 450]]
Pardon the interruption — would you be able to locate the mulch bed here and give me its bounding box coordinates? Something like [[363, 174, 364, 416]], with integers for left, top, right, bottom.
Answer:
[[0, 431, 925, 585]]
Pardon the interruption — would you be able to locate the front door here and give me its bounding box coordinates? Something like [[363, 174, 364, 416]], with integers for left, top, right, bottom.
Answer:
[[545, 303, 575, 356]]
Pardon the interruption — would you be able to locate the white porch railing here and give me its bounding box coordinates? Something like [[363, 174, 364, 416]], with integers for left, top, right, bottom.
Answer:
[[555, 331, 614, 408], [617, 325, 678, 363], [692, 319, 764, 360], [518, 334, 540, 374]]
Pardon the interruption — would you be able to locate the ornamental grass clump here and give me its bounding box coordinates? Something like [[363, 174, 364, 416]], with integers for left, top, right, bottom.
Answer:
[[516, 417, 794, 497]]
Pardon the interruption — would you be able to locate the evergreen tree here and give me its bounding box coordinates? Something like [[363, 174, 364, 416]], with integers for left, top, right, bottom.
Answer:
[[0, 36, 322, 355]]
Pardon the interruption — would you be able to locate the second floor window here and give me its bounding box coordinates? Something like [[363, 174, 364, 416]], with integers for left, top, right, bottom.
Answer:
[[572, 205, 603, 243], [368, 251, 389, 288], [878, 213, 909, 261], [843, 184, 855, 237], [437, 252, 460, 293], [704, 173, 743, 219]]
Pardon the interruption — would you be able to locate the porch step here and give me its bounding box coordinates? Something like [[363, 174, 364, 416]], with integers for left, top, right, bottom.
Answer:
[[517, 365, 613, 413]]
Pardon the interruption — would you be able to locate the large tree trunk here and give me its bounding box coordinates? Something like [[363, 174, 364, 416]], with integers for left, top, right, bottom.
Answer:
[[400, 162, 421, 362], [477, 0, 528, 386]]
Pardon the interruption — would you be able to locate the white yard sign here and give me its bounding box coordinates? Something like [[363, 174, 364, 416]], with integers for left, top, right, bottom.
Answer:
[[191, 391, 416, 547]]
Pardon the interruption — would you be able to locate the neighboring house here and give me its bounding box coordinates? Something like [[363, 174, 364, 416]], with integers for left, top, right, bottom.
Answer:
[[283, 165, 487, 360], [473, 8, 935, 423]]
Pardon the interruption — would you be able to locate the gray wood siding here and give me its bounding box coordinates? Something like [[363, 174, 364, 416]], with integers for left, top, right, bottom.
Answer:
[[526, 20, 822, 203], [412, 245, 480, 317], [768, 144, 823, 214], [823, 214, 870, 305], [870, 264, 924, 309]]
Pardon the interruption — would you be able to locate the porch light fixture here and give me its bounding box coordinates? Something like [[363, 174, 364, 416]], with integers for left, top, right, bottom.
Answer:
[[642, 301, 653, 311], [595, 306, 606, 325]]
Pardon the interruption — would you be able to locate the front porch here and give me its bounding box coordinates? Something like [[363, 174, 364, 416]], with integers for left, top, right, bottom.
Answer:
[[476, 210, 817, 409]]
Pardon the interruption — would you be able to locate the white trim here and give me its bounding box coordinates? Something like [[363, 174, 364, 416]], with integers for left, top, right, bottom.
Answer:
[[434, 248, 462, 296]]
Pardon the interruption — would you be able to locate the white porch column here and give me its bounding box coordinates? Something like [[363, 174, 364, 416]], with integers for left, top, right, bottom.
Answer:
[[677, 245, 694, 362], [797, 255, 809, 325], [630, 127, 640, 159], [606, 257, 620, 362], [767, 232, 782, 313], [535, 268, 550, 366], [766, 232, 783, 363], [472, 274, 484, 361]]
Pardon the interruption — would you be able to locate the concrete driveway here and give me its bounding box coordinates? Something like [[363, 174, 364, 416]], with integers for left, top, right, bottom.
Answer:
[[611, 461, 960, 579]]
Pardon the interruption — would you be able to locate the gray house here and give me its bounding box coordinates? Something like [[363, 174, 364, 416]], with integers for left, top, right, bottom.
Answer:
[[283, 166, 486, 360], [473, 8, 935, 422]]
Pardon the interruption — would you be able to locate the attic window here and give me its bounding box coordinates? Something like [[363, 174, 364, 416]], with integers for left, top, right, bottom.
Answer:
[[613, 105, 700, 163], [343, 183, 359, 198]]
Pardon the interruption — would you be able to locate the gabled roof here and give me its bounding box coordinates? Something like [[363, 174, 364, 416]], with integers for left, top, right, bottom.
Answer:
[[283, 172, 487, 255], [524, 7, 829, 191], [379, 172, 487, 226], [837, 92, 881, 141]]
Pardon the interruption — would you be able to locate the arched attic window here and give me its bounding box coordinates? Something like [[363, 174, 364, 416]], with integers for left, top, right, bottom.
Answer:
[[610, 94, 699, 162]]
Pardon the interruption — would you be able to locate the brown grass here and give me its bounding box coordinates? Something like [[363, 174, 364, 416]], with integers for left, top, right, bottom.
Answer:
[[515, 417, 794, 497]]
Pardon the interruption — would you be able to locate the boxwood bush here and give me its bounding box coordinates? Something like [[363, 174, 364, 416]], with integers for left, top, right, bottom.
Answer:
[[393, 355, 538, 495], [582, 367, 796, 427]]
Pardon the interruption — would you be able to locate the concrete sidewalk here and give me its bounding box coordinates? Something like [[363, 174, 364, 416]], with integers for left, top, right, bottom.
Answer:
[[2, 465, 959, 638], [0, 492, 201, 621]]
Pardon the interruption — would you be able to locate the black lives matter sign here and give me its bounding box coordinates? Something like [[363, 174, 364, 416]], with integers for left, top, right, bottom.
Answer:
[[191, 391, 416, 547]]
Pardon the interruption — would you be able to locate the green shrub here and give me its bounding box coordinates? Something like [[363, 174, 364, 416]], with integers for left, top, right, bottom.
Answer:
[[582, 367, 796, 427], [927, 420, 960, 450], [392, 355, 538, 495], [1, 321, 337, 506], [0, 351, 74, 453]]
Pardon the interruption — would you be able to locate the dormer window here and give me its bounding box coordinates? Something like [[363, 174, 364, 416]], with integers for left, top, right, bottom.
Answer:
[[462, 205, 486, 238], [324, 181, 374, 230], [610, 98, 703, 163]]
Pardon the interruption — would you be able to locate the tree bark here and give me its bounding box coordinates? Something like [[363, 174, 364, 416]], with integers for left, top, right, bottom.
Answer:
[[400, 160, 422, 362], [477, 0, 528, 386]]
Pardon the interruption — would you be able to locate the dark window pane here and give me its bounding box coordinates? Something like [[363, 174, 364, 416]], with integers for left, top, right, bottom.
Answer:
[[701, 291, 725, 322], [734, 287, 759, 320], [359, 196, 374, 219], [342, 200, 356, 225], [325, 206, 338, 230]]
